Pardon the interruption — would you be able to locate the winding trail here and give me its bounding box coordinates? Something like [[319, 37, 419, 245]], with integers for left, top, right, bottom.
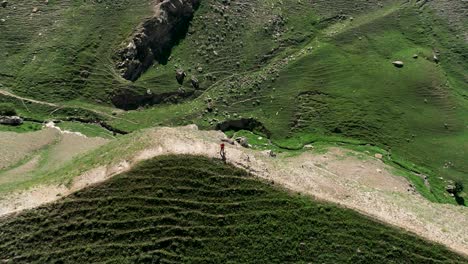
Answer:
[[0, 89, 57, 107], [0, 89, 137, 124], [0, 125, 466, 256]]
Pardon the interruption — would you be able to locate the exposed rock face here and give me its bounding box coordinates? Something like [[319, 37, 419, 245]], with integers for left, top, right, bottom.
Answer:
[[446, 184, 456, 195], [0, 116, 23, 126], [392, 61, 404, 68], [433, 53, 440, 63], [235, 137, 249, 148], [115, 0, 201, 82], [176, 69, 186, 84], [191, 76, 199, 89]]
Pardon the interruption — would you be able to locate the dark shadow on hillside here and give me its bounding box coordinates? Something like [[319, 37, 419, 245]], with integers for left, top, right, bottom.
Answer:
[[455, 196, 465, 206], [115, 0, 201, 82], [216, 118, 272, 138], [154, 14, 193, 66]]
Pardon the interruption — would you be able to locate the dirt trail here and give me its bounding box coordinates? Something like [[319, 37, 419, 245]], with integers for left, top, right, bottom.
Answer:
[[0, 89, 130, 122], [0, 89, 57, 107], [0, 125, 466, 256]]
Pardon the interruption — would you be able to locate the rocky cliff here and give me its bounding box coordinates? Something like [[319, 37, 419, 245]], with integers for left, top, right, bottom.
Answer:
[[115, 0, 200, 81]]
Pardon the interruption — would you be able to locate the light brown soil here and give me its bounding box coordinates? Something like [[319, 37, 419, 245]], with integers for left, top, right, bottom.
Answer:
[[43, 133, 109, 171], [0, 127, 108, 193], [0, 125, 466, 256], [0, 155, 40, 185], [0, 129, 59, 170]]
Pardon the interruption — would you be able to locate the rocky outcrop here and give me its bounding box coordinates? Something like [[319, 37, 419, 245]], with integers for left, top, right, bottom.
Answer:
[[0, 116, 23, 126], [216, 118, 271, 138], [191, 76, 199, 89], [115, 0, 201, 82], [176, 69, 186, 84], [235, 137, 249, 148], [392, 61, 404, 68]]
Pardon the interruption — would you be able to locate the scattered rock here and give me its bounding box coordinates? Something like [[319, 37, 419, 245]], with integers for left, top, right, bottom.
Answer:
[[32, 7, 39, 13], [221, 138, 235, 145], [235, 137, 249, 148], [176, 69, 186, 84], [206, 101, 213, 112], [392, 61, 404, 68], [0, 116, 23, 126], [413, 54, 418, 59], [267, 150, 277, 158], [446, 184, 456, 194], [433, 54, 439, 63], [374, 153, 383, 159], [1, 1, 7, 8], [191, 76, 199, 89]]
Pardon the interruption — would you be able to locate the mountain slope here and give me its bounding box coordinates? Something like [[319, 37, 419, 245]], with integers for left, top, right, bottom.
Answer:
[[0, 0, 466, 206], [0, 155, 466, 263]]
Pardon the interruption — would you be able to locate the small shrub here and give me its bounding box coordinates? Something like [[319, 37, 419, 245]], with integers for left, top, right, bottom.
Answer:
[[454, 181, 464, 195], [0, 103, 16, 116]]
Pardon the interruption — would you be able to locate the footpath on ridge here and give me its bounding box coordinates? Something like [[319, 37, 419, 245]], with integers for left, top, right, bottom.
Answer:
[[0, 125, 467, 256]]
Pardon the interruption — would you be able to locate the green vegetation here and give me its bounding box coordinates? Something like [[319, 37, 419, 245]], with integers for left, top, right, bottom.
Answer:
[[0, 94, 102, 123], [108, 0, 467, 205], [0, 122, 42, 133], [0, 128, 149, 194], [0, 0, 152, 103], [56, 121, 114, 139], [0, 0, 466, 206], [0, 103, 16, 116], [0, 155, 465, 263]]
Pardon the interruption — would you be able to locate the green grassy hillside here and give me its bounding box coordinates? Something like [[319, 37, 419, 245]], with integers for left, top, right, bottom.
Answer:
[[0, 0, 153, 102], [0, 0, 466, 205], [109, 0, 467, 204], [0, 155, 466, 263]]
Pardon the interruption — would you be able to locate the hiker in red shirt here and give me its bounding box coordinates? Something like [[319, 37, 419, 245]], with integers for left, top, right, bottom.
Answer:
[[220, 143, 226, 162]]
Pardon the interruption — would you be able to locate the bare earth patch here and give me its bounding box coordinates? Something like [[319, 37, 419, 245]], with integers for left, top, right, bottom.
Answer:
[[43, 133, 109, 171], [0, 125, 466, 256], [0, 129, 59, 170], [0, 126, 109, 193], [0, 155, 40, 185]]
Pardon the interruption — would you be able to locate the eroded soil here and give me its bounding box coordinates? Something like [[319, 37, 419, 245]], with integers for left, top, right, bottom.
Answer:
[[0, 125, 466, 256]]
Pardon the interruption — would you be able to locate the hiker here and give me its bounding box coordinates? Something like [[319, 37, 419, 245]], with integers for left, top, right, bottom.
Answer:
[[220, 143, 226, 162]]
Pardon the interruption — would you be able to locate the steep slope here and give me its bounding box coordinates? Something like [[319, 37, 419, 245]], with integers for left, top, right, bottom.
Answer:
[[0, 0, 466, 205], [109, 0, 467, 204], [0, 155, 466, 263], [1, 125, 467, 255], [0, 0, 152, 102]]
